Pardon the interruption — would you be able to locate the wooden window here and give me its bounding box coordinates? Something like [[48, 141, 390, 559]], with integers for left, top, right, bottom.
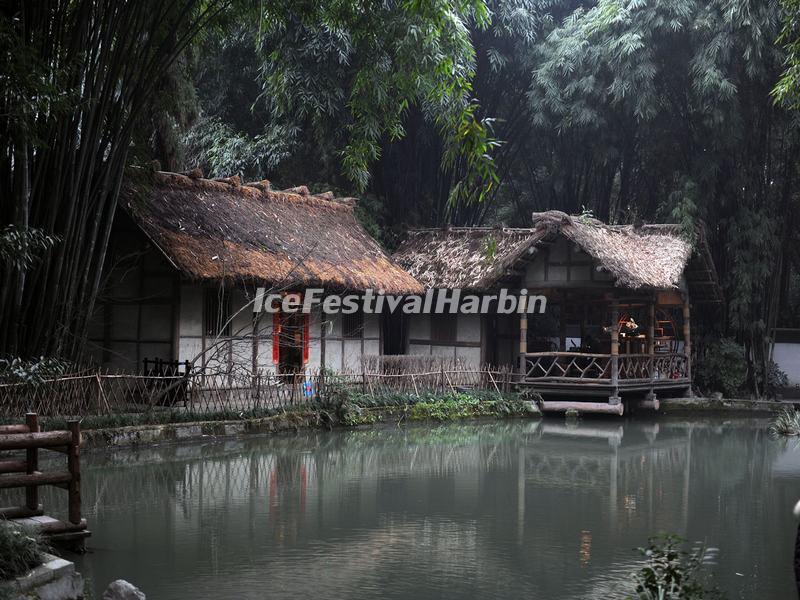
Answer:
[[343, 311, 364, 339], [431, 313, 457, 344], [204, 288, 230, 337]]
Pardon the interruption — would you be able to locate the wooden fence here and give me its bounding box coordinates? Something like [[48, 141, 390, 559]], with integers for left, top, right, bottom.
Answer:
[[0, 365, 515, 418], [0, 413, 86, 548]]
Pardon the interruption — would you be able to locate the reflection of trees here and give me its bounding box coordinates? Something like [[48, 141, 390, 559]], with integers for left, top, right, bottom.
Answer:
[[32, 417, 798, 600]]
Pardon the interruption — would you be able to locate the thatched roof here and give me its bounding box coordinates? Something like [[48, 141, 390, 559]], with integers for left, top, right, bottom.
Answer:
[[121, 170, 423, 294], [393, 211, 721, 301]]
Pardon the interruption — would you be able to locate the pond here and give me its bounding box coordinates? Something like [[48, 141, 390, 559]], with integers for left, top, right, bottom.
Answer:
[[64, 418, 797, 599]]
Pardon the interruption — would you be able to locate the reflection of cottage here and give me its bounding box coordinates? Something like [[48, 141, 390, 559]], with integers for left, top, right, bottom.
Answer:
[[393, 211, 721, 405], [87, 170, 421, 374]]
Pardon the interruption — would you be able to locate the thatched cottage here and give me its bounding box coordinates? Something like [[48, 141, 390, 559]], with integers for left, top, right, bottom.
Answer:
[[87, 170, 421, 376], [392, 211, 721, 407], [90, 172, 720, 406]]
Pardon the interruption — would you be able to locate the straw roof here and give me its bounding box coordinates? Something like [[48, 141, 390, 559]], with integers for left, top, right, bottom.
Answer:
[[121, 170, 423, 294], [393, 211, 721, 301]]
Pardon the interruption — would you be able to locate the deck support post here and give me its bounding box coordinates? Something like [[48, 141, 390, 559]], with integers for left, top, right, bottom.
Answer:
[[682, 294, 693, 397], [25, 413, 39, 511], [609, 300, 620, 404], [648, 299, 656, 395], [519, 295, 528, 376]]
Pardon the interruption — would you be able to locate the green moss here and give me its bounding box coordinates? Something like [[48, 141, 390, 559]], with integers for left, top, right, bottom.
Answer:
[[0, 525, 46, 582]]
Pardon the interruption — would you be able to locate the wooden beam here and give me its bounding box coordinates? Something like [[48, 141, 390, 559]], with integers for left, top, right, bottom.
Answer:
[[519, 295, 528, 375], [610, 300, 619, 402], [0, 460, 28, 474], [0, 471, 73, 489], [0, 431, 72, 450], [26, 413, 39, 511], [540, 401, 624, 416]]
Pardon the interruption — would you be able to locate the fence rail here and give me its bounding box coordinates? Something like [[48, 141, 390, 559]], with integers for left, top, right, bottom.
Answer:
[[0, 365, 515, 418], [523, 352, 688, 383], [0, 414, 84, 538]]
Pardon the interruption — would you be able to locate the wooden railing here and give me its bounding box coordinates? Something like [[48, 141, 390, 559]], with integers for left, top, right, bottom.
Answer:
[[524, 352, 612, 382], [0, 414, 84, 532], [524, 352, 688, 383]]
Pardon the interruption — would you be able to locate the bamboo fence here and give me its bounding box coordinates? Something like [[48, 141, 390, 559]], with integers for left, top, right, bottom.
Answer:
[[0, 361, 515, 418]]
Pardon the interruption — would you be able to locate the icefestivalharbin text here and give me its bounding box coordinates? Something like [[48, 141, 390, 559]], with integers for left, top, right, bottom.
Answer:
[[253, 288, 547, 315]]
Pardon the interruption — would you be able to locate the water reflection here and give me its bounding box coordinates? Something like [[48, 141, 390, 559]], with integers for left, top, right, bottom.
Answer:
[[45, 419, 799, 599]]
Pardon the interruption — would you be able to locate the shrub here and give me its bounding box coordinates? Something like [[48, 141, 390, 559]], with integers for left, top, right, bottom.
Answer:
[[0, 525, 45, 581], [768, 408, 800, 436], [764, 360, 789, 397], [0, 356, 72, 385], [695, 338, 747, 398], [631, 534, 723, 599]]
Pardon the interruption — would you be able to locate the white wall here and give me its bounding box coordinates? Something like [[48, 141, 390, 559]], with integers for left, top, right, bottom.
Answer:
[[775, 343, 800, 387], [406, 312, 483, 368], [321, 310, 381, 372], [524, 237, 611, 287]]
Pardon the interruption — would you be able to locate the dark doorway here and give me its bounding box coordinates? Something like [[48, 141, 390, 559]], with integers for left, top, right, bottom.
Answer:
[[278, 312, 305, 377], [382, 310, 407, 355]]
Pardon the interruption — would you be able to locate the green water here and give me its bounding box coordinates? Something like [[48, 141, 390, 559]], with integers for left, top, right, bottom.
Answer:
[[63, 418, 797, 599]]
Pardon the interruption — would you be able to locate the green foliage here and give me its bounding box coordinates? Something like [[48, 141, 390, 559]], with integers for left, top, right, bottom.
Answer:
[[630, 535, 723, 600], [484, 235, 498, 260], [765, 360, 790, 394], [0, 525, 45, 581], [258, 0, 498, 195], [774, 0, 800, 108], [0, 357, 72, 385], [183, 117, 299, 181], [769, 408, 800, 436], [318, 384, 530, 424], [694, 338, 747, 398], [0, 226, 58, 271]]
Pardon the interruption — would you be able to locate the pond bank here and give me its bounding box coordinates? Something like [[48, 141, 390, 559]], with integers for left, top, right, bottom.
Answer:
[[80, 396, 542, 450], [75, 394, 792, 450]]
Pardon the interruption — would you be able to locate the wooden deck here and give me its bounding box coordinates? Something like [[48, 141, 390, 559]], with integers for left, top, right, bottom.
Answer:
[[521, 351, 691, 409]]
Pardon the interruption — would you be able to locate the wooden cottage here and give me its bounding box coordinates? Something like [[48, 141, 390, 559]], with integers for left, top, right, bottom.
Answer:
[[87, 170, 422, 376], [393, 211, 721, 408]]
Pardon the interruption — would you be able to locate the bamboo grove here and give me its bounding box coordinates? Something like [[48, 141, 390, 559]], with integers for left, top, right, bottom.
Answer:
[[2, 0, 800, 396]]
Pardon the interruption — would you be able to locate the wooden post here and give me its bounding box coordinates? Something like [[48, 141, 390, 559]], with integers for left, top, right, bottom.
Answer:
[[519, 294, 528, 377], [648, 300, 656, 394], [610, 301, 620, 404], [683, 295, 692, 393], [25, 413, 39, 511], [67, 421, 81, 525]]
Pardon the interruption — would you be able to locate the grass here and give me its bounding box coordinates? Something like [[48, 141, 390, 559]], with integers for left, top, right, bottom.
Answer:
[[0, 524, 46, 582], [0, 405, 316, 432], [768, 408, 800, 436], [0, 390, 538, 432]]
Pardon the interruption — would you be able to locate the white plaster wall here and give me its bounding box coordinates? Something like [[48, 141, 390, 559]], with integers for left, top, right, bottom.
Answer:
[[325, 341, 343, 371], [306, 309, 323, 370], [457, 314, 481, 343], [230, 288, 254, 337], [409, 343, 431, 355], [179, 337, 202, 365], [431, 345, 456, 359], [179, 284, 202, 336], [775, 343, 800, 385], [178, 284, 203, 366], [456, 346, 481, 367], [343, 340, 363, 371]]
